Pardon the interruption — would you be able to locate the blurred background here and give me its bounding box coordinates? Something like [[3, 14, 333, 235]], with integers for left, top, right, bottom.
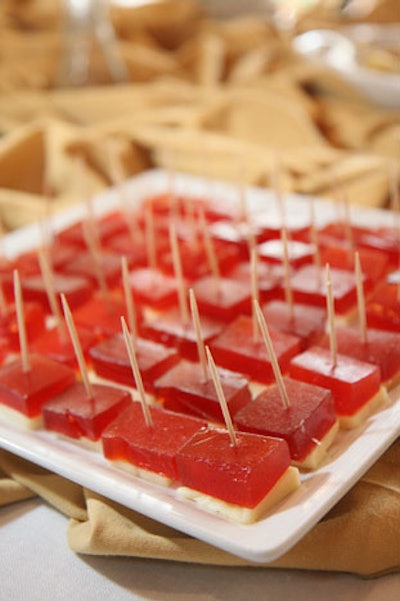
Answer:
[[0, 0, 398, 229]]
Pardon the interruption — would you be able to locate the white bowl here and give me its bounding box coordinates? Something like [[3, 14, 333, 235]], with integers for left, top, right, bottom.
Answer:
[[293, 26, 400, 110]]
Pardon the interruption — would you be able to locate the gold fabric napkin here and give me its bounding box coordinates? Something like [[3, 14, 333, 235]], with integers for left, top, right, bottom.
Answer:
[[1, 440, 399, 578]]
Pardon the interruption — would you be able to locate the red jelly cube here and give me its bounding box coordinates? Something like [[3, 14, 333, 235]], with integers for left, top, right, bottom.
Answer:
[[72, 292, 138, 340], [261, 300, 326, 350], [289, 346, 381, 419], [0, 354, 76, 422], [127, 267, 180, 311], [234, 377, 337, 465], [89, 334, 179, 393], [210, 314, 301, 383], [56, 211, 128, 248], [142, 307, 223, 361], [143, 192, 236, 223], [21, 272, 92, 312], [319, 244, 389, 284], [32, 325, 97, 368], [318, 222, 371, 244], [358, 227, 400, 267], [192, 276, 251, 321], [159, 239, 241, 280], [208, 220, 265, 260], [365, 280, 400, 332], [176, 428, 292, 508], [289, 264, 358, 315], [42, 382, 131, 442], [105, 232, 148, 268], [102, 402, 207, 481], [318, 326, 400, 388], [257, 239, 314, 269], [62, 250, 122, 289], [251, 212, 310, 242], [0, 302, 46, 351], [154, 359, 251, 422], [9, 242, 80, 276], [227, 260, 283, 302]]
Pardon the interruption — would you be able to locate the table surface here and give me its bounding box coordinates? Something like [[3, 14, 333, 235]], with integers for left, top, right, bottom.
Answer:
[[1, 498, 399, 601]]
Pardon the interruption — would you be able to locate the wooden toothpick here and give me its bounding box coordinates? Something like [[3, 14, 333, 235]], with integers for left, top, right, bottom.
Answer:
[[254, 300, 290, 409], [61, 293, 93, 399], [325, 263, 337, 367], [205, 346, 237, 446], [250, 246, 260, 342], [82, 220, 111, 306], [281, 227, 294, 320], [169, 222, 189, 325], [144, 205, 157, 271], [38, 248, 67, 344], [0, 278, 7, 316], [13, 270, 30, 373], [198, 205, 220, 281], [355, 251, 368, 344], [189, 288, 208, 381], [121, 255, 138, 341], [309, 197, 321, 273], [121, 316, 153, 428]]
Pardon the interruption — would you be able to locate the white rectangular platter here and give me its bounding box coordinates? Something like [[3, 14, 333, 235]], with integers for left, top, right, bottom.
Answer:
[[0, 169, 399, 563]]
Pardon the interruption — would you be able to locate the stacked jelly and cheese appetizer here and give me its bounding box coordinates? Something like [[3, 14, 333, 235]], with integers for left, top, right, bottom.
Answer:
[[0, 272, 76, 428], [2, 180, 400, 523]]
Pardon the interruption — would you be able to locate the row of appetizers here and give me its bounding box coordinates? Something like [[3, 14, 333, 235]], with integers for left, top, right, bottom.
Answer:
[[2, 191, 398, 330]]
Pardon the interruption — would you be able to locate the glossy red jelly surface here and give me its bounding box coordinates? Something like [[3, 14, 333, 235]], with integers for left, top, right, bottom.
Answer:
[[192, 276, 251, 321], [365, 281, 400, 331], [289, 346, 381, 416], [289, 264, 358, 314], [176, 428, 291, 508], [357, 227, 400, 267], [21, 272, 93, 312], [318, 326, 400, 384], [208, 220, 266, 259], [234, 377, 336, 463], [257, 239, 314, 269], [62, 250, 122, 289], [32, 325, 97, 368], [142, 308, 223, 361], [0, 354, 75, 418], [0, 337, 9, 365], [56, 212, 128, 248], [210, 315, 301, 383], [127, 268, 180, 310], [72, 292, 134, 339], [43, 382, 131, 442], [89, 334, 179, 392], [143, 193, 237, 223], [105, 232, 148, 268], [251, 212, 310, 242], [227, 261, 283, 302], [318, 222, 371, 245], [261, 300, 326, 350], [102, 402, 207, 481], [0, 302, 46, 351], [161, 233, 241, 278], [154, 359, 251, 422], [319, 245, 389, 284]]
